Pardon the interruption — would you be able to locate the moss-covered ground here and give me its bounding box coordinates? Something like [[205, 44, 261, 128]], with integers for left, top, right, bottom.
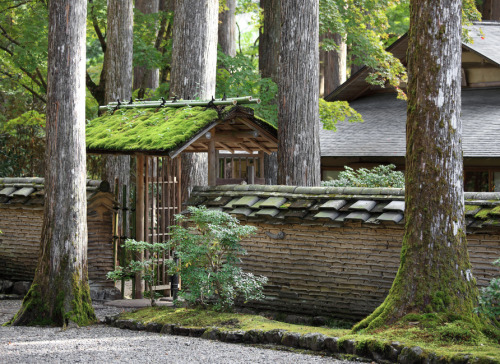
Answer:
[[119, 307, 500, 362]]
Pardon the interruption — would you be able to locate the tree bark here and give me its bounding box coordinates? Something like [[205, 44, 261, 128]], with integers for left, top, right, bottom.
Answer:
[[259, 0, 280, 185], [170, 0, 218, 201], [278, 0, 321, 186], [134, 0, 160, 97], [11, 0, 96, 327], [323, 33, 346, 96], [103, 0, 133, 203], [218, 0, 236, 56], [481, 0, 500, 20], [354, 0, 480, 331]]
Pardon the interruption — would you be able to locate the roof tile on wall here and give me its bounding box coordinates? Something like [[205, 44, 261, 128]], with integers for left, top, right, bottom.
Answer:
[[189, 185, 500, 231]]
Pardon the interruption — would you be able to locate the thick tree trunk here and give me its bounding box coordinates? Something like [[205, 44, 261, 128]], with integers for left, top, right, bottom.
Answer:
[[482, 0, 500, 20], [103, 0, 133, 203], [170, 0, 218, 201], [218, 0, 236, 56], [259, 0, 280, 185], [11, 0, 95, 327], [354, 0, 480, 331], [134, 0, 160, 97], [323, 33, 346, 96], [278, 0, 321, 186]]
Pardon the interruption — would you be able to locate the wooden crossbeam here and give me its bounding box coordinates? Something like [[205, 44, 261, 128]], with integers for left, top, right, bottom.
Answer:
[[236, 142, 253, 154], [245, 138, 271, 154], [216, 142, 235, 154]]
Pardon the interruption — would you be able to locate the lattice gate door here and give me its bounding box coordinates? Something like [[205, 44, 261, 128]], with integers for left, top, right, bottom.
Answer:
[[142, 155, 181, 297]]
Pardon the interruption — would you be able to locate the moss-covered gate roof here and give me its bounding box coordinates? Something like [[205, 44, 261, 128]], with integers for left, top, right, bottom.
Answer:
[[86, 105, 277, 157]]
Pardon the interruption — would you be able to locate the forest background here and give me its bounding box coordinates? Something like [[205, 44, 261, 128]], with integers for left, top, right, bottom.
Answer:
[[0, 0, 485, 178]]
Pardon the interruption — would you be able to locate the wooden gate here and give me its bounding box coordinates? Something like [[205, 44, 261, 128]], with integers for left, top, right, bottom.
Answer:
[[142, 155, 182, 296]]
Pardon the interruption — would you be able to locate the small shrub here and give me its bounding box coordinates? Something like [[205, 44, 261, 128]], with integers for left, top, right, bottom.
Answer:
[[170, 206, 268, 311], [475, 258, 500, 321], [321, 164, 405, 188], [107, 239, 170, 307]]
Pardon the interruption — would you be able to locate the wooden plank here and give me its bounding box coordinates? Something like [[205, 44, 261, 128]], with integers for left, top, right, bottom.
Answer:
[[208, 128, 217, 186], [245, 138, 271, 154], [135, 153, 145, 299]]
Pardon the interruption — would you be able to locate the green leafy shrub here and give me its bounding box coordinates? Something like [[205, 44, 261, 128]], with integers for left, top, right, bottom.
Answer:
[[170, 206, 268, 311], [107, 239, 170, 307], [321, 164, 405, 188], [475, 258, 500, 321]]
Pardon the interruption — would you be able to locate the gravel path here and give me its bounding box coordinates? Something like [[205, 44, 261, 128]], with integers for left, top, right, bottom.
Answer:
[[0, 300, 357, 364]]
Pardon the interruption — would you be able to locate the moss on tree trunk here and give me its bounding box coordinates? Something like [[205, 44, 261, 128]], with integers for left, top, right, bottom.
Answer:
[[353, 0, 482, 332], [9, 0, 96, 327]]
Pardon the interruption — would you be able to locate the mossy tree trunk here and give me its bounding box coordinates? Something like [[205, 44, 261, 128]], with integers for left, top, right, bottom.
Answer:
[[278, 0, 321, 186], [11, 0, 96, 327], [259, 0, 279, 185], [353, 0, 479, 331], [170, 0, 218, 201]]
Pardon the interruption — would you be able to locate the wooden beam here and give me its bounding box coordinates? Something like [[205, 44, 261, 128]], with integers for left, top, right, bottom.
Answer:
[[259, 151, 265, 179], [208, 128, 217, 186], [204, 131, 258, 140], [135, 153, 145, 299], [235, 117, 278, 145], [216, 142, 235, 154], [245, 138, 271, 154], [236, 142, 253, 154]]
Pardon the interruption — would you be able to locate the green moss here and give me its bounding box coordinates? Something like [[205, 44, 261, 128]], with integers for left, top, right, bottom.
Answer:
[[280, 202, 291, 209], [86, 106, 219, 152], [475, 208, 493, 220], [86, 105, 276, 153], [489, 206, 500, 216], [64, 272, 96, 327], [465, 205, 481, 213]]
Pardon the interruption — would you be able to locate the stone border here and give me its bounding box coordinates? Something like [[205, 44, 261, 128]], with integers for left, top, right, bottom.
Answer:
[[104, 316, 496, 364]]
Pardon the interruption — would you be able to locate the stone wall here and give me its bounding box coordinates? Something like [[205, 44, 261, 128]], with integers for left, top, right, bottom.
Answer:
[[237, 222, 500, 319]]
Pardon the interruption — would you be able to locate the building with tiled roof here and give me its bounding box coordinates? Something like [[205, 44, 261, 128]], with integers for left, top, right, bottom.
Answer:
[[321, 22, 500, 192]]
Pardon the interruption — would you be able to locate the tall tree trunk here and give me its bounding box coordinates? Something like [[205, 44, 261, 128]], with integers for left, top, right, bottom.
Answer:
[[278, 0, 321, 186], [259, 0, 280, 185], [218, 0, 236, 56], [103, 0, 133, 205], [134, 0, 160, 98], [354, 0, 480, 331], [323, 33, 346, 96], [11, 0, 95, 327], [170, 0, 218, 201], [482, 0, 500, 19]]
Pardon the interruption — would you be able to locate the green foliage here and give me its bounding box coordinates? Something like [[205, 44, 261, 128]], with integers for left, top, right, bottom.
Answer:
[[170, 206, 268, 311], [133, 9, 170, 72], [319, 0, 408, 98], [475, 258, 500, 321], [319, 98, 363, 131], [321, 164, 405, 188], [107, 239, 170, 306], [0, 110, 45, 177], [216, 51, 278, 126]]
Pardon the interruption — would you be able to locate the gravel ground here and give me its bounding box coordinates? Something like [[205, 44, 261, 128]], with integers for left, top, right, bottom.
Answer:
[[0, 300, 357, 364]]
